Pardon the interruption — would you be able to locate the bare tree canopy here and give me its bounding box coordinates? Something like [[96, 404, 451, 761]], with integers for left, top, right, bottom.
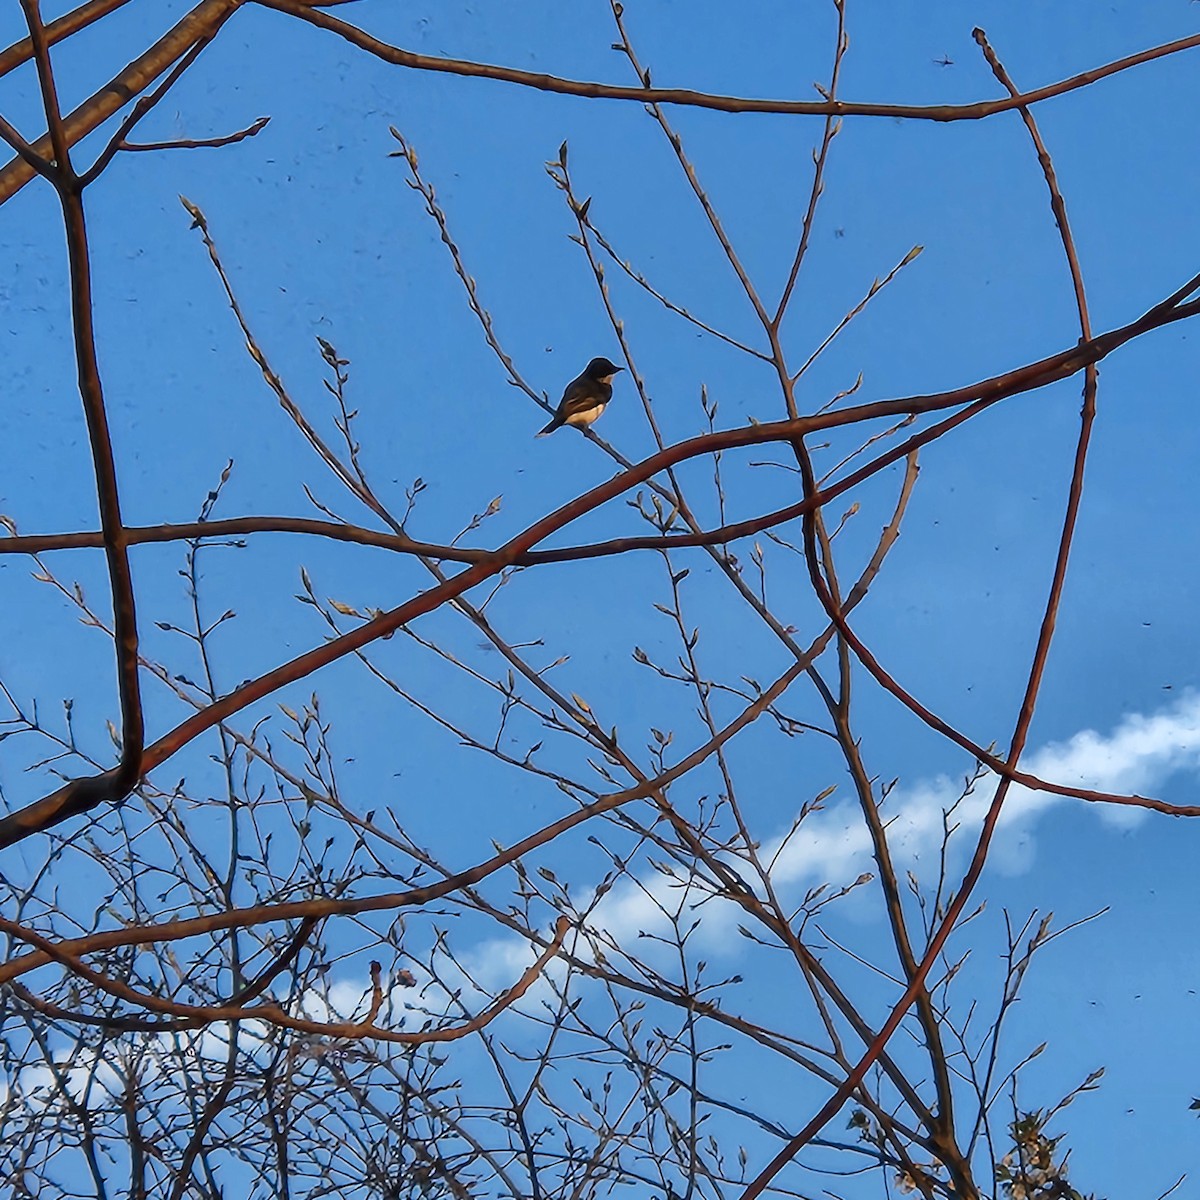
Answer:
[[0, 3, 1198, 1198]]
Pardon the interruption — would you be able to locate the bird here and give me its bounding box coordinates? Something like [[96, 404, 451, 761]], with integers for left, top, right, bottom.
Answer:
[[536, 357, 624, 436]]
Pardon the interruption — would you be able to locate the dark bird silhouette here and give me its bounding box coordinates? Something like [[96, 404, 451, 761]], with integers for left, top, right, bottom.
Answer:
[[537, 357, 623, 436]]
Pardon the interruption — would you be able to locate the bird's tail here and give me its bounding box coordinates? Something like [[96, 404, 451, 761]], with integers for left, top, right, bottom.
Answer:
[[535, 417, 561, 437]]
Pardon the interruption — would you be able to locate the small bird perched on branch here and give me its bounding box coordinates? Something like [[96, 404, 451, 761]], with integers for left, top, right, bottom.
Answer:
[[536, 356, 624, 436]]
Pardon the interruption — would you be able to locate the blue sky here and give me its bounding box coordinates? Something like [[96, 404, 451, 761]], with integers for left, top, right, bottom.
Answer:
[[1, 1, 1199, 1195]]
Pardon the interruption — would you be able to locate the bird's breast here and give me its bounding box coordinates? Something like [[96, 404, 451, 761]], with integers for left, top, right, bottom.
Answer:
[[564, 403, 607, 427]]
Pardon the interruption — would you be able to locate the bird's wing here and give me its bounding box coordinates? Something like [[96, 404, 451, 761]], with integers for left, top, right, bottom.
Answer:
[[558, 380, 605, 418]]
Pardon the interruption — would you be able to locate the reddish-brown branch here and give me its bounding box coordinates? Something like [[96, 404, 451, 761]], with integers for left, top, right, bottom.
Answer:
[[0, 914, 570, 1043], [0, 407, 1045, 565], [7, 916, 320, 1032], [0, 278, 1197, 849], [971, 23, 1096, 802], [259, 0, 1200, 125], [17, 1, 146, 830]]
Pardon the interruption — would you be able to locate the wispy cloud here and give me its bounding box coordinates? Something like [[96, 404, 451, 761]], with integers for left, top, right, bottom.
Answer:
[[774, 690, 1200, 883], [479, 691, 1200, 973]]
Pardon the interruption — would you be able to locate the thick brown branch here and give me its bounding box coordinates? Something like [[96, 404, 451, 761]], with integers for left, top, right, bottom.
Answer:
[[16, 3, 147, 825]]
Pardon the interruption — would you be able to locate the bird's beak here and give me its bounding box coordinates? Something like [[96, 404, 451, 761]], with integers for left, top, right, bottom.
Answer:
[[614, 366, 625, 372]]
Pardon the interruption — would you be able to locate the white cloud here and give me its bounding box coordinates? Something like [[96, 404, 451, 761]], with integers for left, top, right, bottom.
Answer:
[[5, 1044, 124, 1111], [766, 690, 1200, 889], [299, 978, 377, 1024], [474, 692, 1200, 970]]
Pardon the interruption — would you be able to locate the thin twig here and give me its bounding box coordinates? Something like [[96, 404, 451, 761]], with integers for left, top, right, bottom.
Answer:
[[120, 114, 270, 153]]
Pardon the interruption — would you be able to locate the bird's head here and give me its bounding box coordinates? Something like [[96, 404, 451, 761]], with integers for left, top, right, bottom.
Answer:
[[585, 357, 624, 381]]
